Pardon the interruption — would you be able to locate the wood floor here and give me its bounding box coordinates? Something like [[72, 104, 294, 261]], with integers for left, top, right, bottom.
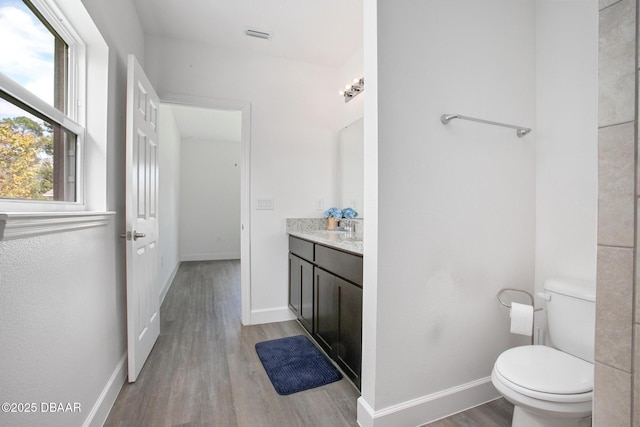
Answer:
[[104, 260, 359, 427], [104, 260, 513, 427]]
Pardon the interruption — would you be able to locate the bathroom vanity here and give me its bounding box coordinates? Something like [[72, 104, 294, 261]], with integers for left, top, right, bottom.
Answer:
[[288, 232, 363, 389]]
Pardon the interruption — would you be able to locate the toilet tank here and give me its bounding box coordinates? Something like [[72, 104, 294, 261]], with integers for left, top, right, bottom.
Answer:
[[544, 278, 596, 363]]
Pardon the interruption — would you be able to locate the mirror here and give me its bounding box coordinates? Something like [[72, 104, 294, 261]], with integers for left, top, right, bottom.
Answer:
[[338, 118, 364, 218]]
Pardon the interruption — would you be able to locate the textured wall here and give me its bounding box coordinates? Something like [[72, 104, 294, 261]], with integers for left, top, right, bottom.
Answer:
[[158, 104, 182, 299], [0, 225, 120, 427], [594, 0, 638, 425], [144, 36, 340, 323], [534, 0, 598, 336], [361, 0, 536, 423], [179, 138, 241, 261]]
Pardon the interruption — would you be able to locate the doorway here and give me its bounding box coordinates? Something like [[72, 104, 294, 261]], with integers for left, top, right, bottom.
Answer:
[[159, 94, 251, 325]]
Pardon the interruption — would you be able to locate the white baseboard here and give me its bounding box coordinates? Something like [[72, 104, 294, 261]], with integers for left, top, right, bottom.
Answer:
[[181, 252, 240, 262], [357, 376, 499, 427], [83, 352, 127, 427], [159, 262, 180, 305], [250, 306, 296, 325]]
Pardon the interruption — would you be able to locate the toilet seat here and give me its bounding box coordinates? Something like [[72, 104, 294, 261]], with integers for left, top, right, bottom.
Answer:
[[494, 345, 593, 403]]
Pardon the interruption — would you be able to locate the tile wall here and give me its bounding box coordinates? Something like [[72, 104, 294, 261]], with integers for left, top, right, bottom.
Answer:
[[595, 0, 638, 425]]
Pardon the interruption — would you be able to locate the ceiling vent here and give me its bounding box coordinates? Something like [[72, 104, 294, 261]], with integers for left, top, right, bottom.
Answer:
[[245, 28, 273, 40]]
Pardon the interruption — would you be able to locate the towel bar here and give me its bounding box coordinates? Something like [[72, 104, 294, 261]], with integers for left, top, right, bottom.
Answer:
[[441, 113, 531, 137]]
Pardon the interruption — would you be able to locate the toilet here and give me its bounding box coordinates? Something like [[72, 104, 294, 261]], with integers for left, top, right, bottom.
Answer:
[[491, 278, 596, 427]]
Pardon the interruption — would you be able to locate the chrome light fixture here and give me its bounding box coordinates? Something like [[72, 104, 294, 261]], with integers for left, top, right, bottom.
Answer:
[[339, 77, 364, 103]]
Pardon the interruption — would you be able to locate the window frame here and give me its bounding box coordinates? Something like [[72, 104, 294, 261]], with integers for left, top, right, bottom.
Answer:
[[0, 0, 86, 210], [0, 0, 113, 240]]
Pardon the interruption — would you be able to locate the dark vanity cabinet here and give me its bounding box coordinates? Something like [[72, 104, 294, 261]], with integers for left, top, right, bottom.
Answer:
[[314, 244, 363, 389], [288, 237, 315, 334], [288, 235, 363, 389], [313, 267, 338, 353], [314, 267, 362, 388]]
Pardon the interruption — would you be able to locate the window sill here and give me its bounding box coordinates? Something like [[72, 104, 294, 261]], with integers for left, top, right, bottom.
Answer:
[[0, 211, 116, 241]]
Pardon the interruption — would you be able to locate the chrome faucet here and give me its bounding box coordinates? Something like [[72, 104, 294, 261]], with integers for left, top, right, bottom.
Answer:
[[340, 219, 355, 233]]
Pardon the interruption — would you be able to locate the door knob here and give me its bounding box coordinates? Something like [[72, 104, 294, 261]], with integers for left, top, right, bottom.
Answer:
[[119, 231, 146, 241]]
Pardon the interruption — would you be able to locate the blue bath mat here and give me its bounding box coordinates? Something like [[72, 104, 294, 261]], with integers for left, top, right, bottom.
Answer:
[[255, 335, 342, 395]]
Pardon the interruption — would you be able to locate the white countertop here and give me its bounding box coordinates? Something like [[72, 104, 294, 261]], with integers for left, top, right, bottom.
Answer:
[[288, 230, 363, 255]]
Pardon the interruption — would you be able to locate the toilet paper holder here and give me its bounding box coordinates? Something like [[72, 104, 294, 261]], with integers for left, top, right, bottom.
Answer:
[[497, 288, 543, 312]]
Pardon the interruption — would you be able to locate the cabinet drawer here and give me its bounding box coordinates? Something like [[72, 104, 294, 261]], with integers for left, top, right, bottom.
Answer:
[[315, 244, 363, 286], [289, 236, 314, 262]]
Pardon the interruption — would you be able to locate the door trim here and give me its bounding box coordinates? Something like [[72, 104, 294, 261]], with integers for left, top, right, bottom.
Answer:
[[160, 93, 252, 326]]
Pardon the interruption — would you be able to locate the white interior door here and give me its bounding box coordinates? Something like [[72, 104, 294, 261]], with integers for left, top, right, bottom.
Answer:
[[124, 54, 160, 382]]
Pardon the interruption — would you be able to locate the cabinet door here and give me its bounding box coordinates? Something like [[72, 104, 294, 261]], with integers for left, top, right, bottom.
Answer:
[[337, 277, 362, 388], [288, 253, 300, 316], [314, 267, 338, 357], [299, 258, 314, 333]]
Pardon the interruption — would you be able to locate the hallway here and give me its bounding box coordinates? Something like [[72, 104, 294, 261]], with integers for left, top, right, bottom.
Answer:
[[105, 260, 360, 426]]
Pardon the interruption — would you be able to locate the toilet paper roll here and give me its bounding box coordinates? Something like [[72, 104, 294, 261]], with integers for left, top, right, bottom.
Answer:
[[510, 302, 534, 336]]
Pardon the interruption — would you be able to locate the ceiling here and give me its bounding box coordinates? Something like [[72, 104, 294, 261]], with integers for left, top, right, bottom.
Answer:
[[132, 0, 363, 69], [134, 0, 363, 142]]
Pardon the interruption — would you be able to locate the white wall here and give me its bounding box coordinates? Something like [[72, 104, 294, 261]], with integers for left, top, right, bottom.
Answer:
[[360, 0, 379, 418], [0, 0, 144, 426], [145, 37, 340, 322], [180, 138, 241, 261], [534, 1, 598, 308], [158, 104, 181, 300], [360, 0, 536, 424]]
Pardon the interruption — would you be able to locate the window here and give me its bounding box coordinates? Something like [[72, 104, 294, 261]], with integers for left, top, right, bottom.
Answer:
[[0, 0, 110, 239], [0, 0, 83, 203]]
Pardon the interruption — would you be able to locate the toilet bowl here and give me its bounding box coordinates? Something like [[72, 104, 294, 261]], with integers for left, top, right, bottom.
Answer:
[[491, 345, 592, 427], [491, 278, 596, 427]]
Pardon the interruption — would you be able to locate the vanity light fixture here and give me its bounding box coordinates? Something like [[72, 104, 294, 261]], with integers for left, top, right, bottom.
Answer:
[[339, 77, 364, 103]]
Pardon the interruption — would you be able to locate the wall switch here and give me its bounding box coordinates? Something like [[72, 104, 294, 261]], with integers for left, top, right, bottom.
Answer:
[[256, 197, 274, 210]]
